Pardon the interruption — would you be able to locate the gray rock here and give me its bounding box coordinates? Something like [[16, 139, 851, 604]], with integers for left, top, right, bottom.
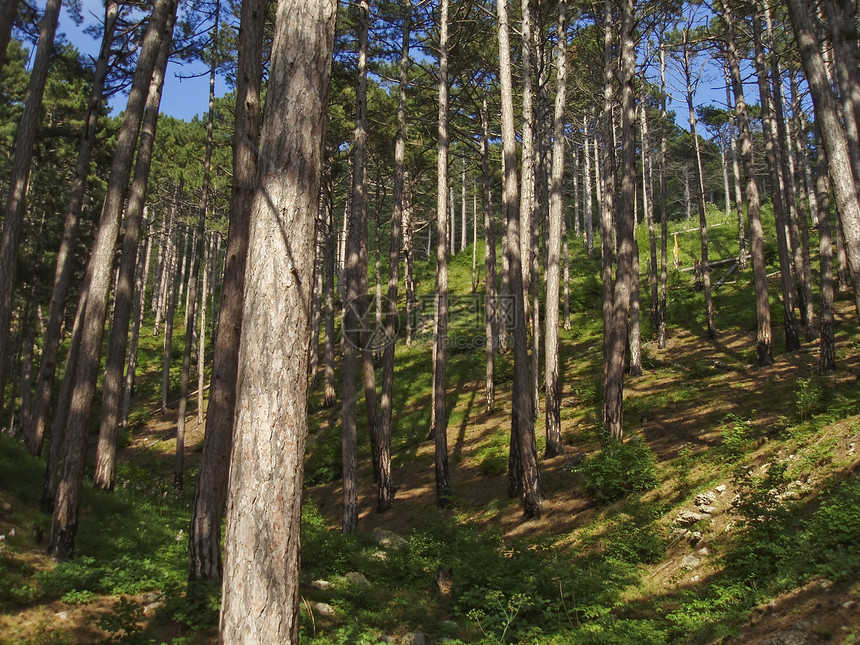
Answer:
[[401, 632, 426, 645], [314, 602, 336, 617], [143, 601, 165, 617], [698, 505, 717, 515], [54, 611, 68, 620], [715, 484, 727, 495], [842, 600, 857, 609], [675, 510, 709, 526], [345, 571, 371, 589], [680, 554, 701, 569], [370, 527, 408, 549], [310, 579, 331, 590], [760, 628, 808, 645], [697, 547, 710, 556], [689, 531, 703, 545], [695, 492, 717, 508]]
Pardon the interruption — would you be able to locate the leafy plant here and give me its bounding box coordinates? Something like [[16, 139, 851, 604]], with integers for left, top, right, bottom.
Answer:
[[92, 596, 143, 640], [718, 414, 753, 462], [576, 437, 658, 504]]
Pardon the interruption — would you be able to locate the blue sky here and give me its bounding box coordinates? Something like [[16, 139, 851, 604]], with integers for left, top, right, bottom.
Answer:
[[60, 0, 218, 121]]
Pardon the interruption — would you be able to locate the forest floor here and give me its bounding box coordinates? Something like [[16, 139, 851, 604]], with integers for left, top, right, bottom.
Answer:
[[2, 215, 860, 643]]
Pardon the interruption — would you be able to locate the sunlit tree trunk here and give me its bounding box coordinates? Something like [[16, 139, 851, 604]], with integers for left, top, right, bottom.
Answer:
[[93, 26, 172, 491], [753, 4, 800, 352], [220, 2, 336, 638], [658, 43, 669, 349], [499, 0, 542, 517], [481, 96, 497, 411], [719, 0, 773, 364], [0, 0, 64, 417], [682, 33, 716, 340], [189, 0, 263, 582], [378, 0, 411, 513], [48, 0, 179, 561], [544, 0, 567, 458], [26, 0, 118, 455], [432, 0, 452, 507]]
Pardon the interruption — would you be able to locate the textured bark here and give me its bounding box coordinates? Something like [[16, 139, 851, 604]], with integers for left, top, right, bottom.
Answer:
[[584, 115, 594, 254], [0, 0, 19, 72], [41, 289, 86, 512], [323, 185, 337, 407], [480, 97, 497, 411], [48, 0, 178, 561], [658, 43, 669, 349], [753, 5, 800, 352], [683, 36, 716, 340], [499, 0, 542, 517], [719, 0, 773, 365], [219, 2, 336, 639], [94, 27, 172, 491], [600, 0, 616, 377], [26, 0, 118, 456], [189, 0, 263, 582], [175, 11, 217, 493], [787, 0, 860, 323], [161, 223, 180, 413], [641, 89, 658, 334], [0, 0, 63, 418], [723, 61, 748, 270], [544, 0, 567, 458], [817, 145, 836, 372], [378, 0, 411, 513], [519, 0, 534, 330], [603, 0, 636, 440], [119, 220, 152, 431], [432, 0, 451, 507]]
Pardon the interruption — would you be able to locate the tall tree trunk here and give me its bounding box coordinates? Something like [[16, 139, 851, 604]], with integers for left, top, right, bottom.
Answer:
[[0, 0, 20, 72], [719, 0, 773, 365], [119, 218, 152, 431], [544, 0, 567, 459], [584, 115, 594, 253], [432, 0, 452, 507], [657, 42, 669, 349], [817, 143, 836, 372], [481, 96, 497, 411], [499, 0, 542, 518], [641, 87, 658, 334], [220, 2, 335, 639], [197, 232, 210, 422], [520, 0, 534, 331], [175, 10, 217, 493], [723, 60, 748, 270], [683, 35, 716, 340], [47, 0, 178, 561], [753, 5, 800, 352], [0, 0, 63, 417], [25, 0, 118, 455], [161, 221, 180, 413], [93, 26, 172, 491], [189, 0, 263, 582], [603, 0, 636, 440], [787, 0, 860, 322], [600, 0, 616, 374], [378, 0, 411, 513], [323, 184, 337, 407]]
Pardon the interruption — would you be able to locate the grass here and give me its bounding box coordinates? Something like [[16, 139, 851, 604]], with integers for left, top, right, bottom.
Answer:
[[2, 205, 860, 643]]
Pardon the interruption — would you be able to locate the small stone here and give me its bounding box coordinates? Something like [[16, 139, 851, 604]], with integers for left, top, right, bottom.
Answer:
[[680, 554, 701, 569], [715, 484, 727, 495], [143, 601, 164, 617], [842, 600, 857, 609], [698, 505, 716, 515], [310, 579, 330, 590], [820, 580, 833, 590], [695, 492, 717, 508], [345, 571, 371, 589], [675, 510, 709, 526], [691, 575, 700, 582], [370, 528, 408, 549], [377, 635, 396, 644], [689, 531, 703, 545], [55, 611, 68, 620], [698, 547, 710, 556], [401, 633, 426, 645], [314, 602, 336, 617]]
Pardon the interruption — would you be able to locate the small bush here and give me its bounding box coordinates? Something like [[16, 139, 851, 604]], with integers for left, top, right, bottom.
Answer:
[[576, 437, 658, 504], [803, 476, 860, 578], [717, 414, 753, 462]]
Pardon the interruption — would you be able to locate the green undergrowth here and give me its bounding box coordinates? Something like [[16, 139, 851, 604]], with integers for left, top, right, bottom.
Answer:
[[2, 207, 860, 643]]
